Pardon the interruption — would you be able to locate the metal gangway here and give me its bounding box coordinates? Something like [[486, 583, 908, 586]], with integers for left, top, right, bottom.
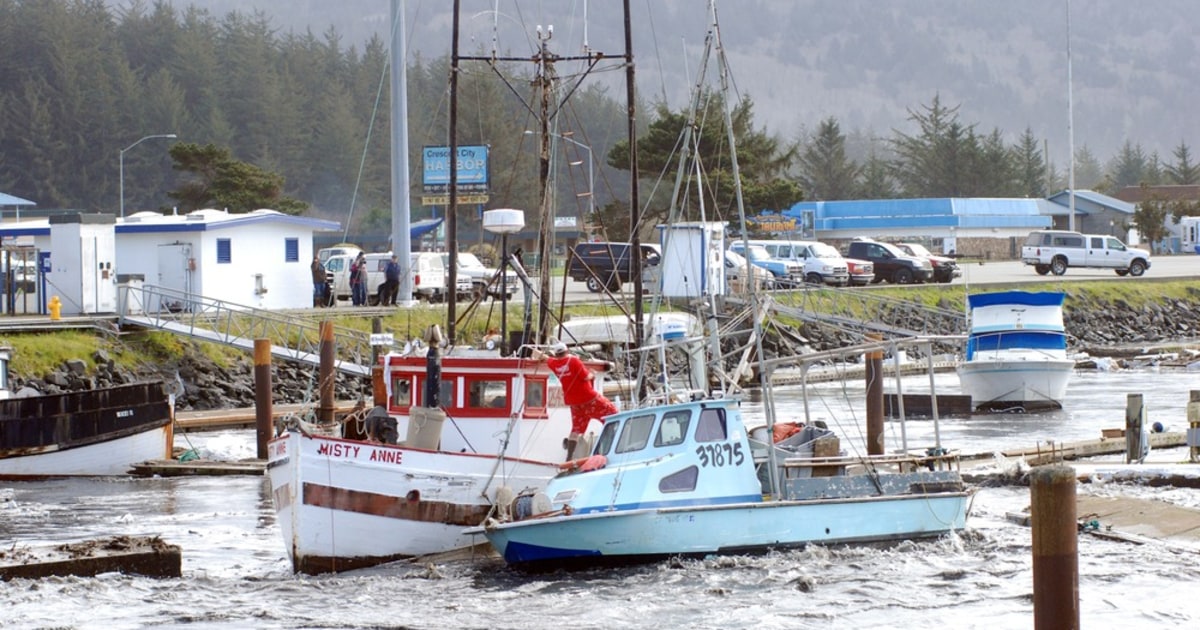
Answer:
[[735, 285, 968, 340], [117, 284, 392, 377]]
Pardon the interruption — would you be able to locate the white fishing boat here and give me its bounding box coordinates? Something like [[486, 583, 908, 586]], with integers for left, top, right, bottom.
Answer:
[[468, 337, 972, 570], [266, 347, 614, 573], [0, 346, 174, 479], [957, 291, 1074, 412]]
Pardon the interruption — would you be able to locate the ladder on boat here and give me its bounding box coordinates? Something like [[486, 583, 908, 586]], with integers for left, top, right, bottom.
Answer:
[[116, 284, 391, 377]]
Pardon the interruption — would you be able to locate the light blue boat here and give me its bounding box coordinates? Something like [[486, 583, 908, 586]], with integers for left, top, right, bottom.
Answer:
[[470, 377, 972, 570]]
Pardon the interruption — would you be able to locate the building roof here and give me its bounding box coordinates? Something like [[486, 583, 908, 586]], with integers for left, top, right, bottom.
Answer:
[[782, 197, 1051, 232], [0, 192, 35, 206], [1046, 190, 1135, 215], [0, 208, 341, 238]]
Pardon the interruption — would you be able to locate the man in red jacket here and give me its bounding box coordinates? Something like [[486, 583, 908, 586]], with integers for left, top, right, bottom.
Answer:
[[544, 340, 617, 459]]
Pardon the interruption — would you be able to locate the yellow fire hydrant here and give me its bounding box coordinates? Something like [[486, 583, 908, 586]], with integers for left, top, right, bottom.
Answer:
[[48, 295, 62, 321]]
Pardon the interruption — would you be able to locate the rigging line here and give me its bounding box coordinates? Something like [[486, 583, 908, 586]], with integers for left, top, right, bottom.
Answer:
[[644, 0, 670, 106], [343, 0, 424, 243]]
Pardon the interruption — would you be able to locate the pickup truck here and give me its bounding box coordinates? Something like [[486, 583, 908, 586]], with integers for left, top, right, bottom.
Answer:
[[845, 238, 934, 284], [1021, 230, 1151, 277]]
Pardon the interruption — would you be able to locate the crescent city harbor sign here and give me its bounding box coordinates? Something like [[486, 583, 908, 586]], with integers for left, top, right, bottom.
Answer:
[[421, 145, 491, 206]]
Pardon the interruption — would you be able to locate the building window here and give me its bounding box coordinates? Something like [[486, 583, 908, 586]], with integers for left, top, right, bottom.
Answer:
[[217, 238, 232, 264], [285, 238, 299, 262]]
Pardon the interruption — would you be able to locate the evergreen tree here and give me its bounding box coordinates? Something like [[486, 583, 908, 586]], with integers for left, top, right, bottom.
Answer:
[[167, 142, 307, 214], [857, 150, 897, 199], [796, 117, 860, 200], [1071, 145, 1105, 190], [1164, 141, 1200, 184], [1107, 141, 1151, 190], [1012, 127, 1048, 197]]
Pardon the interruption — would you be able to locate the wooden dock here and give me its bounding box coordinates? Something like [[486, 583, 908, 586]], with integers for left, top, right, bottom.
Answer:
[[173, 400, 361, 432], [0, 535, 181, 581]]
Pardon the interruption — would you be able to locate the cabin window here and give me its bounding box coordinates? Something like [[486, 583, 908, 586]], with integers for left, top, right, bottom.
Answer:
[[659, 466, 699, 493], [216, 238, 232, 263], [284, 238, 299, 262], [654, 409, 692, 447], [390, 377, 411, 408], [440, 378, 455, 407], [694, 407, 727, 442], [615, 413, 656, 453], [525, 378, 546, 409], [595, 421, 619, 456], [467, 378, 509, 409]]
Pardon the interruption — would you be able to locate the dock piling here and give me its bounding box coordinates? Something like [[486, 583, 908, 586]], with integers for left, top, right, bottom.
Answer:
[[254, 338, 272, 459], [1125, 393, 1147, 464], [1188, 390, 1200, 463], [1031, 465, 1079, 630]]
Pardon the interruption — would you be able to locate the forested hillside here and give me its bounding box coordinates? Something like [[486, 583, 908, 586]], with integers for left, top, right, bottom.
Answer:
[[4, 0, 1199, 242]]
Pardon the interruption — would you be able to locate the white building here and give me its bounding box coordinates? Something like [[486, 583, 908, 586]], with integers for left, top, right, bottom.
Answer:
[[0, 208, 341, 311]]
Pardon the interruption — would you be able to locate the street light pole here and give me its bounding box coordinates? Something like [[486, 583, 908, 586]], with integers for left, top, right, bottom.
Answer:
[[120, 133, 177, 218], [524, 129, 594, 219]]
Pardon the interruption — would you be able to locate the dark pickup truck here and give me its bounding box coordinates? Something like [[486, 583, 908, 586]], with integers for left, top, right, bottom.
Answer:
[[845, 238, 934, 284], [566, 242, 661, 292]]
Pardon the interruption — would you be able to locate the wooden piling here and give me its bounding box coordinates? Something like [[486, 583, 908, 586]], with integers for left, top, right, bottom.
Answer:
[[1125, 393, 1145, 464], [1030, 465, 1079, 630], [1188, 390, 1200, 464], [318, 320, 335, 424], [865, 336, 884, 455], [253, 338, 272, 460]]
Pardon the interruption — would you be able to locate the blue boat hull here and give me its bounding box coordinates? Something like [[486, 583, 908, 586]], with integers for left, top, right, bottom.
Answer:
[[484, 491, 971, 569]]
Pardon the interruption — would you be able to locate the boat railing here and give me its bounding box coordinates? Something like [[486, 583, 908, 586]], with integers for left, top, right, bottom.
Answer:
[[781, 450, 961, 475]]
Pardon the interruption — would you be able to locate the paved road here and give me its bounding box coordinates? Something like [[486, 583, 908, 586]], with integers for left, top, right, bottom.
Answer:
[[547, 254, 1200, 304]]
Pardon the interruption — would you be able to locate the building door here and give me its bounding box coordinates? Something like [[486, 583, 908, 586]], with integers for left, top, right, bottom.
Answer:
[[157, 242, 193, 312]]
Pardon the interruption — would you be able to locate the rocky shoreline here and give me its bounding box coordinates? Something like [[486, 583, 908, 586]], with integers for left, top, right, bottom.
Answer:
[[10, 292, 1200, 411]]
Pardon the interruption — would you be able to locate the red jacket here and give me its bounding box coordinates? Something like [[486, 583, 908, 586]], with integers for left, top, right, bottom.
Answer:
[[546, 354, 598, 405]]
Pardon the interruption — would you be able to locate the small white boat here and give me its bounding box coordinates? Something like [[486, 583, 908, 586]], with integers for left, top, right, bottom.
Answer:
[[0, 346, 174, 479], [469, 338, 972, 570], [266, 348, 609, 574], [957, 291, 1074, 412]]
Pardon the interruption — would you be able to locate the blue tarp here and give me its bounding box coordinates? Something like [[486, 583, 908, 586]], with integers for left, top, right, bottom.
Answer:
[[411, 218, 443, 239]]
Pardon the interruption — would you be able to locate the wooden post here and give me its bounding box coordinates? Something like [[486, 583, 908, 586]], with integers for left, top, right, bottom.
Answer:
[[253, 338, 272, 460], [1125, 393, 1145, 464], [371, 317, 383, 366], [865, 335, 884, 455], [318, 320, 335, 424], [1031, 465, 1079, 630], [1188, 390, 1200, 463]]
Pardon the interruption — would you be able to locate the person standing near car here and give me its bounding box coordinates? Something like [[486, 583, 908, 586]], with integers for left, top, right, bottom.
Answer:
[[310, 255, 327, 307], [349, 252, 367, 306], [379, 254, 401, 306]]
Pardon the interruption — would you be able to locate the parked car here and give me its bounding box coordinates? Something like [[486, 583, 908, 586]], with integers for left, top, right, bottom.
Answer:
[[441, 252, 521, 300], [725, 243, 804, 287], [894, 242, 961, 283], [566, 242, 662, 293], [729, 239, 849, 286], [723, 249, 774, 290], [842, 257, 875, 286], [845, 238, 934, 284], [1021, 230, 1151, 276]]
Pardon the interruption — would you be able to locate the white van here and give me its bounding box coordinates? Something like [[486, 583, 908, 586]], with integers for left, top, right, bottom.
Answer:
[[731, 239, 850, 286]]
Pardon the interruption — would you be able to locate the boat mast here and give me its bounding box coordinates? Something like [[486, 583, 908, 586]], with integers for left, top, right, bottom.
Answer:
[[711, 0, 781, 496], [447, 1, 462, 344], [1066, 0, 1076, 232], [625, 0, 644, 354]]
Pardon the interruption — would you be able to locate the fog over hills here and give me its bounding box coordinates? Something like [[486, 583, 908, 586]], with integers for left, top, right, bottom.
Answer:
[[131, 0, 1200, 167]]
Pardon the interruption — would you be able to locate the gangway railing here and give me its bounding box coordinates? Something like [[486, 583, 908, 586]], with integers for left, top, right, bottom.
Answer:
[[117, 284, 388, 377], [735, 284, 967, 340]]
